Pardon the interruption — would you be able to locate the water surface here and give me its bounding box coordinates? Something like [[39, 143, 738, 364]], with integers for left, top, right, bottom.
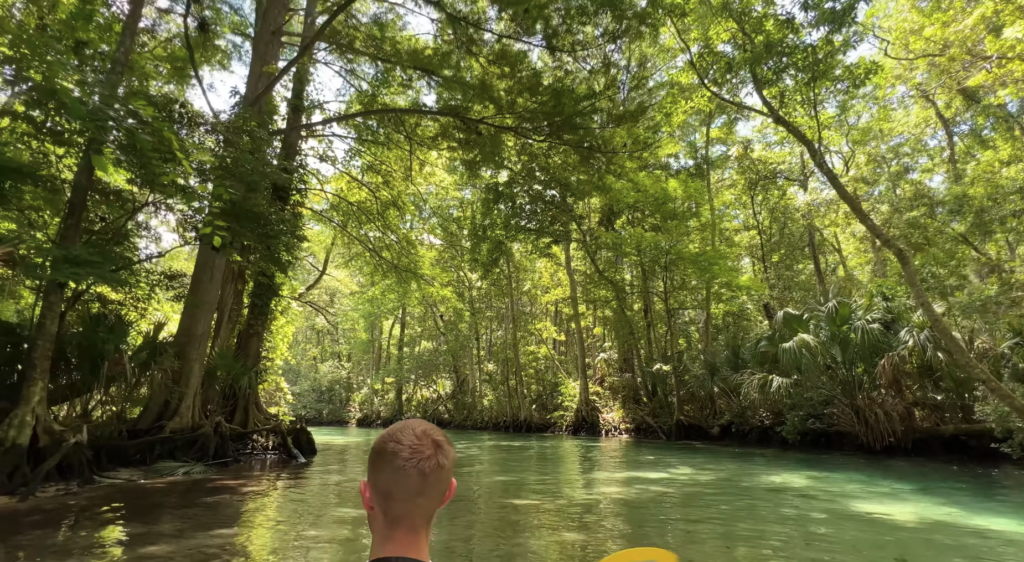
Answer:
[[1, 427, 1023, 561]]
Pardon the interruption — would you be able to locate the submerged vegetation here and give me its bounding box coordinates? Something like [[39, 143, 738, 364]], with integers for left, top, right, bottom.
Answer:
[[1, 0, 1023, 492]]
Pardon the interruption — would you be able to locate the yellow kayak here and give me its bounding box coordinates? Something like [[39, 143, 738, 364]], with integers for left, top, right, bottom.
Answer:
[[599, 548, 678, 562]]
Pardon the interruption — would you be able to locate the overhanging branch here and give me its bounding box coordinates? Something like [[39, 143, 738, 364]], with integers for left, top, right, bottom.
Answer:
[[184, 0, 218, 118], [275, 106, 650, 154], [668, 16, 769, 118], [247, 0, 359, 109]]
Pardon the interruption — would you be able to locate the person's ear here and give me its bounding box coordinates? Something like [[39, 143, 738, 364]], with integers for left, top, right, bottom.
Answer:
[[439, 477, 457, 509], [360, 480, 375, 513]]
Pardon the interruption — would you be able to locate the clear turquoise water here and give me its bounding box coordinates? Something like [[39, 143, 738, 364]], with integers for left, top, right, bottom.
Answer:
[[1, 426, 1023, 561]]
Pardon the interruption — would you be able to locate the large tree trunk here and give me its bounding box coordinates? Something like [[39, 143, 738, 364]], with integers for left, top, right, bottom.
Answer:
[[0, 0, 146, 482], [210, 249, 249, 355], [166, 244, 229, 430], [563, 240, 597, 430], [156, 0, 290, 432], [228, 0, 319, 429], [235, 0, 315, 360], [750, 72, 1024, 421]]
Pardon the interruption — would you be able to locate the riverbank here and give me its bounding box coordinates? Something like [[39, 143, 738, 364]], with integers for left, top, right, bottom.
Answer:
[[307, 415, 1017, 463], [1, 423, 318, 500]]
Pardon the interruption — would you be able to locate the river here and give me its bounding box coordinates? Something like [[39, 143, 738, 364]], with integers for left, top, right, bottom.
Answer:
[[1, 427, 1022, 561]]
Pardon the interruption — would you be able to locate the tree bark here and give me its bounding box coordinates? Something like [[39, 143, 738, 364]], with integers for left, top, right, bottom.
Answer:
[[750, 70, 1024, 421], [920, 93, 960, 184], [210, 250, 248, 355], [504, 250, 527, 422], [394, 304, 407, 419], [298, 234, 335, 298], [664, 277, 681, 432], [466, 275, 481, 408], [798, 155, 827, 299], [748, 188, 774, 321], [0, 0, 146, 456], [639, 261, 658, 363], [809, 221, 827, 299], [234, 0, 317, 377], [161, 0, 290, 432], [563, 240, 593, 421], [827, 229, 851, 278], [372, 317, 383, 374], [369, 316, 382, 414], [701, 110, 716, 351], [383, 314, 397, 368], [578, 233, 651, 402]]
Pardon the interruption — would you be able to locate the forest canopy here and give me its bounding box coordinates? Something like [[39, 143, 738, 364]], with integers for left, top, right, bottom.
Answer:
[[2, 0, 1024, 489]]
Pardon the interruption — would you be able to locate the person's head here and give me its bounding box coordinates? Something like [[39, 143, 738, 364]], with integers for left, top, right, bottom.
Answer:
[[360, 419, 457, 538]]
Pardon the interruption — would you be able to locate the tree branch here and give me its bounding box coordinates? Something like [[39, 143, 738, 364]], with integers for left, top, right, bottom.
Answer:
[[870, 33, 946, 62], [276, 106, 646, 153], [111, 243, 195, 273], [297, 235, 336, 298], [284, 295, 338, 330], [247, 0, 358, 109], [669, 16, 769, 118], [418, 0, 588, 55], [919, 91, 960, 183], [184, 0, 218, 118]]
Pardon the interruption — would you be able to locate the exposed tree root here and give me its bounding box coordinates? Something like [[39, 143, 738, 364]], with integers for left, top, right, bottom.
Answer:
[[637, 412, 668, 441], [1, 421, 94, 500], [0, 417, 317, 497], [97, 418, 310, 470], [0, 444, 31, 495], [19, 433, 85, 502], [569, 400, 602, 436]]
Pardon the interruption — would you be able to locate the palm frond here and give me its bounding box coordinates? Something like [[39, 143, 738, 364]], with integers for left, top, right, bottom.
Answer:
[[773, 308, 811, 336], [737, 370, 796, 407], [778, 332, 821, 370]]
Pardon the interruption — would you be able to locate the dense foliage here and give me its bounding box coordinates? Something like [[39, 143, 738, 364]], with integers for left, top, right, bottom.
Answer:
[[2, 0, 1024, 488]]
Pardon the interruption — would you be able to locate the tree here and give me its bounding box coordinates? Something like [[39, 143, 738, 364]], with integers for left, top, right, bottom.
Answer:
[[0, 0, 147, 491], [671, 0, 1024, 421]]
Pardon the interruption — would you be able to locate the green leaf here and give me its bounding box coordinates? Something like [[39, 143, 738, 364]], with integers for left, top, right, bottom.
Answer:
[[212, 235, 223, 248], [91, 154, 111, 175], [199, 226, 213, 235]]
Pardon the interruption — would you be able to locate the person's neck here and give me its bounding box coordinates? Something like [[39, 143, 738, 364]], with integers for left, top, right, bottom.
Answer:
[[369, 528, 431, 562]]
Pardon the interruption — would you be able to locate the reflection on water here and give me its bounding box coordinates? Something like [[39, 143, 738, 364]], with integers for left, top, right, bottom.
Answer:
[[1, 427, 1023, 561]]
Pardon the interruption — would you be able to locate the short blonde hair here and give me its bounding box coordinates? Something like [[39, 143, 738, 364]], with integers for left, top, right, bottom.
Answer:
[[367, 419, 456, 529]]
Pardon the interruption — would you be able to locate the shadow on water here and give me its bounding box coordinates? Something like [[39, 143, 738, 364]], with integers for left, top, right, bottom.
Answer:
[[1, 427, 1023, 562]]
